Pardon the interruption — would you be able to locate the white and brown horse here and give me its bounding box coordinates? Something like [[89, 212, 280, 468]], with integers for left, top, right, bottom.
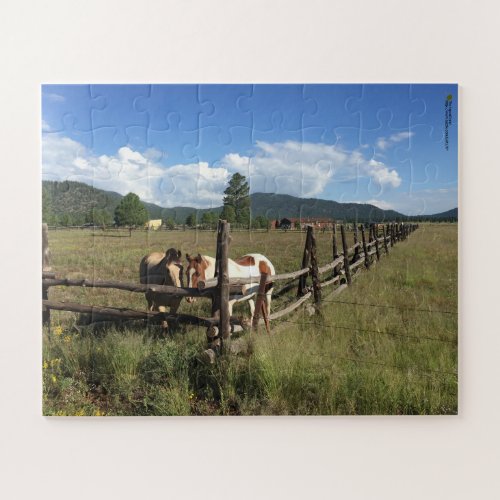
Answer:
[[185, 253, 275, 319]]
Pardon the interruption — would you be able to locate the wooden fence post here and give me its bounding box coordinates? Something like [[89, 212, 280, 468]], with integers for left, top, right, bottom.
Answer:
[[213, 220, 222, 279], [373, 224, 381, 261], [219, 221, 230, 343], [309, 227, 322, 306], [353, 223, 360, 262], [332, 223, 340, 278], [297, 226, 312, 296], [382, 225, 389, 254], [208, 220, 230, 353], [252, 272, 270, 333], [340, 224, 352, 285], [42, 223, 51, 326], [360, 225, 370, 269]]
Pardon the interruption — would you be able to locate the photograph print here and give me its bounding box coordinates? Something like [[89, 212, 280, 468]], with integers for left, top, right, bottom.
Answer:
[[42, 84, 458, 416]]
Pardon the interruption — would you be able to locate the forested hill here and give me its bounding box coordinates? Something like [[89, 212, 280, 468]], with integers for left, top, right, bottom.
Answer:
[[42, 180, 457, 225], [248, 193, 406, 222], [42, 180, 217, 225], [409, 207, 458, 222]]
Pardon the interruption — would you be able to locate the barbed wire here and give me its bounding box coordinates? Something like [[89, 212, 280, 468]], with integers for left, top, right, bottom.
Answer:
[[331, 354, 458, 378], [278, 318, 457, 345], [274, 319, 458, 377], [319, 298, 458, 315]]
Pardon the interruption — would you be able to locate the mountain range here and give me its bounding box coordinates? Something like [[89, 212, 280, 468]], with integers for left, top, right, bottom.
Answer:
[[42, 180, 458, 224]]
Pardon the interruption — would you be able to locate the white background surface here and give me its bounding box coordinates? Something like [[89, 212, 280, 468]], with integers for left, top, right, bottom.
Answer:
[[0, 0, 498, 498]]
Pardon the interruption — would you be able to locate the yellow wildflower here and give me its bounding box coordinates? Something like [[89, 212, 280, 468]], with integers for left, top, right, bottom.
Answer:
[[51, 375, 57, 383], [43, 361, 48, 370], [54, 326, 63, 336]]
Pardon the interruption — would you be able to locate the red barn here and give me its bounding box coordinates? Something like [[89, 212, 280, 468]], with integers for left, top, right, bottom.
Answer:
[[272, 218, 335, 230]]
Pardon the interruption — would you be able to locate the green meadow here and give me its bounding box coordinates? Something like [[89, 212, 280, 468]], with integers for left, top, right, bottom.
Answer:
[[42, 224, 458, 415]]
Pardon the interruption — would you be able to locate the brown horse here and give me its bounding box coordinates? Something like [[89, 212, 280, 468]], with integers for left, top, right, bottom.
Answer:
[[139, 248, 183, 332]]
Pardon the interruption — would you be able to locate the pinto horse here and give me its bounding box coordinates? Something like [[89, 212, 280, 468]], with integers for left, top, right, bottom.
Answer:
[[185, 253, 275, 319]]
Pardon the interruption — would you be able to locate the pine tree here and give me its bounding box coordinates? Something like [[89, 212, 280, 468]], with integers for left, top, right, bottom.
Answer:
[[222, 173, 250, 226], [220, 204, 236, 223]]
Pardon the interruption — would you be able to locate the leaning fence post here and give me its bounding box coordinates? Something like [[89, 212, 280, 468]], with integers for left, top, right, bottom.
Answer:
[[360, 225, 370, 269], [340, 224, 352, 285], [309, 227, 322, 306], [297, 226, 312, 296], [252, 272, 270, 333]]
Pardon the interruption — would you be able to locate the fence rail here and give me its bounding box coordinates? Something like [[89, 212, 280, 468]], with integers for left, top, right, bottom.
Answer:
[[42, 221, 419, 359]]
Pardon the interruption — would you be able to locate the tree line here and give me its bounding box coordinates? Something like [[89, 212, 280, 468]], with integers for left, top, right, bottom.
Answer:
[[43, 173, 271, 229]]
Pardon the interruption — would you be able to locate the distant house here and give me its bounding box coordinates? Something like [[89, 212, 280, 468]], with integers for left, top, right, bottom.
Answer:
[[278, 218, 292, 229], [145, 219, 163, 230], [272, 217, 335, 230]]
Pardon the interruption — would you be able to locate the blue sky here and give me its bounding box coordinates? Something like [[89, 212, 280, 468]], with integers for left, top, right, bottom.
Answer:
[[42, 84, 458, 214]]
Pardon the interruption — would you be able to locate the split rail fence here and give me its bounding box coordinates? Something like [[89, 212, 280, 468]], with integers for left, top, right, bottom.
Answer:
[[42, 220, 419, 357]]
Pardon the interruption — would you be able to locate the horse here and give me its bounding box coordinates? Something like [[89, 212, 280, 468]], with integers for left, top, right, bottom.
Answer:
[[139, 248, 183, 333], [184, 253, 275, 320]]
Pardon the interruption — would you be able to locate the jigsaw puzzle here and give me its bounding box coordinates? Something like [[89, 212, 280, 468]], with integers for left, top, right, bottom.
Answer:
[[41, 84, 458, 416]]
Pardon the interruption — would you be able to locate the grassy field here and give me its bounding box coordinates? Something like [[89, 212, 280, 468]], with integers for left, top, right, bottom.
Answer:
[[42, 224, 458, 415]]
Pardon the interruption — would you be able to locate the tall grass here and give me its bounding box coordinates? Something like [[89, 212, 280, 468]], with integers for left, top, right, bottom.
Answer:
[[43, 224, 457, 415]]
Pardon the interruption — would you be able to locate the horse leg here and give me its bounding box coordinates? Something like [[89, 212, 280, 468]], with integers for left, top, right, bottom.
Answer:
[[167, 300, 182, 333], [265, 287, 273, 317], [145, 291, 154, 311], [157, 304, 169, 337], [248, 298, 255, 322], [228, 300, 235, 318]]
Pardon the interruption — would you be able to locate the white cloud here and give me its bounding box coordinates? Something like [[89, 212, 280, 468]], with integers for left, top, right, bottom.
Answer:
[[376, 138, 389, 150], [42, 135, 229, 208], [376, 131, 414, 150], [390, 131, 413, 142], [42, 136, 402, 208], [399, 187, 457, 215], [364, 187, 457, 216], [222, 140, 401, 195], [364, 199, 395, 210], [44, 92, 65, 102], [42, 119, 51, 132]]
